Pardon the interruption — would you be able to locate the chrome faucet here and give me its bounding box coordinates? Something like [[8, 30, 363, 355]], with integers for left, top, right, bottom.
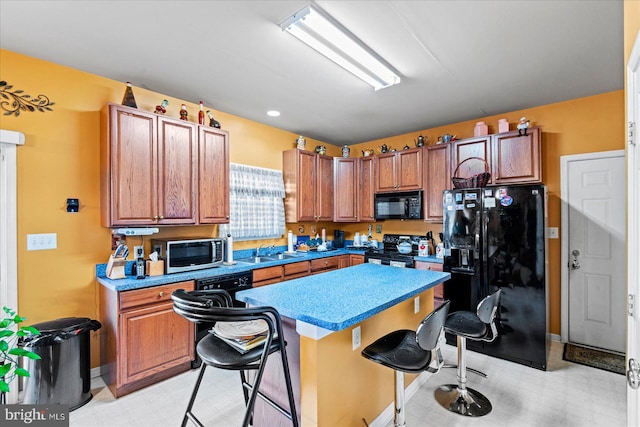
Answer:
[[256, 244, 267, 257]]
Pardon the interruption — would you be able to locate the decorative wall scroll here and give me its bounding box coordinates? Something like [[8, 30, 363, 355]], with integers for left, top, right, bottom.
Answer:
[[0, 81, 55, 116]]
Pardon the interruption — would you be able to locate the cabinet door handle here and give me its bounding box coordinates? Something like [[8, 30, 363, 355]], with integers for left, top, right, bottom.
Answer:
[[159, 215, 164, 220], [153, 215, 159, 220], [159, 291, 165, 297]]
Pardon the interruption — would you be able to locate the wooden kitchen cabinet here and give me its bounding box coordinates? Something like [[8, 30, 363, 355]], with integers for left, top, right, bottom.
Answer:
[[283, 149, 334, 222], [100, 280, 195, 398], [376, 148, 422, 193], [450, 136, 492, 186], [333, 157, 358, 222], [284, 261, 310, 280], [338, 255, 350, 269], [198, 126, 230, 223], [101, 103, 229, 227], [491, 127, 541, 184], [310, 256, 340, 274], [253, 265, 284, 287], [358, 156, 376, 221], [414, 261, 445, 308], [423, 143, 451, 222], [349, 254, 364, 266]]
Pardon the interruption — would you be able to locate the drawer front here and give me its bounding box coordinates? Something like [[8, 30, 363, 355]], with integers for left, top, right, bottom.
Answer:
[[415, 261, 443, 271], [284, 261, 310, 276], [310, 256, 339, 272], [253, 265, 284, 283], [120, 280, 194, 310]]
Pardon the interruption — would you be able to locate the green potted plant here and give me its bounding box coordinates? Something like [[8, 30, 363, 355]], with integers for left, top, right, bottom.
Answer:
[[0, 306, 40, 404]]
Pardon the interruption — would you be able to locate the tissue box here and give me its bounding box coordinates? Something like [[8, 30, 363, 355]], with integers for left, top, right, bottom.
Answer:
[[146, 260, 164, 276]]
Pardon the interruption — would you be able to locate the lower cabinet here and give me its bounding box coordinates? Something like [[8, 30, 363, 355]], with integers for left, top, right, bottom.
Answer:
[[414, 261, 445, 308], [100, 281, 195, 398], [310, 257, 340, 274], [253, 265, 285, 287], [349, 254, 364, 266]]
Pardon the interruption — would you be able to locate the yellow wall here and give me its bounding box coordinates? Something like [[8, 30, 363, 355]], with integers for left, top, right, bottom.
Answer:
[[345, 90, 625, 336]]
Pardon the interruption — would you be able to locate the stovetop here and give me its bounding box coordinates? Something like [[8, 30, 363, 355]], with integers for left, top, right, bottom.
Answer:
[[380, 234, 428, 257]]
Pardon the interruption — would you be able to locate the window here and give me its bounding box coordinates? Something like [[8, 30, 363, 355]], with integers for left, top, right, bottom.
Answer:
[[218, 163, 286, 241]]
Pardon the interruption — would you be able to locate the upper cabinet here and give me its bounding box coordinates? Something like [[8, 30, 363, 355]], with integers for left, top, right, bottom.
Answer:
[[450, 136, 492, 186], [198, 127, 230, 223], [101, 103, 228, 227], [283, 149, 333, 222], [358, 156, 376, 222], [333, 157, 358, 222], [423, 143, 451, 222], [450, 128, 542, 187], [491, 127, 541, 184], [375, 148, 422, 193]]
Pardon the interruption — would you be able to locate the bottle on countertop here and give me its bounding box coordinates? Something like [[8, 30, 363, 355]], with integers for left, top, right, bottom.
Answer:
[[198, 101, 205, 125]]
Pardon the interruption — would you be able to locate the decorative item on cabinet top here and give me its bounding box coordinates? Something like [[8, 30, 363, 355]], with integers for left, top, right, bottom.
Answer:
[[154, 99, 168, 114], [121, 82, 137, 108], [315, 145, 327, 155], [296, 135, 306, 150], [341, 145, 350, 157], [207, 110, 221, 128], [362, 148, 375, 156], [179, 104, 188, 120], [517, 117, 531, 136], [415, 134, 427, 147]]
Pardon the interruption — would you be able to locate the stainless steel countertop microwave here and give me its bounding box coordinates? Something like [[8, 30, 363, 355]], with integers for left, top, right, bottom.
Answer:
[[151, 237, 224, 274]]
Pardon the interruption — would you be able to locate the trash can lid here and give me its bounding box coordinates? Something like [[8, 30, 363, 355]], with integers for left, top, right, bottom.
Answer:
[[29, 317, 95, 333]]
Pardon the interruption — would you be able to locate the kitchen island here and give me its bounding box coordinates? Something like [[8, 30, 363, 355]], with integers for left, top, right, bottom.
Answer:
[[236, 263, 450, 427]]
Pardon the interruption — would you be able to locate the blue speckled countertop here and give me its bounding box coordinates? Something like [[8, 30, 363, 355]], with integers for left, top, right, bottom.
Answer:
[[235, 263, 449, 332], [95, 247, 444, 292], [96, 248, 368, 291]]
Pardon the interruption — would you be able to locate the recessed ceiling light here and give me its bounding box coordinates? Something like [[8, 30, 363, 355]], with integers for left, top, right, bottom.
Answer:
[[267, 110, 281, 117]]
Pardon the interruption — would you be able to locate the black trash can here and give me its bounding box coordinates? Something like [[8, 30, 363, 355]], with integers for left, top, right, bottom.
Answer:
[[20, 317, 101, 410]]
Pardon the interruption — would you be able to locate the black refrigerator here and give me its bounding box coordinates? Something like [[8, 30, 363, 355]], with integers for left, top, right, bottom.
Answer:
[[442, 184, 549, 370]]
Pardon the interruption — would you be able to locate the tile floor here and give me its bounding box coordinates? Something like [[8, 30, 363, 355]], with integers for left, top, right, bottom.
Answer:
[[69, 341, 626, 426]]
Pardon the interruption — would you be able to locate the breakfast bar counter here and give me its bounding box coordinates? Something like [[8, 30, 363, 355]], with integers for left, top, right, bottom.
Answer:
[[236, 264, 450, 427]]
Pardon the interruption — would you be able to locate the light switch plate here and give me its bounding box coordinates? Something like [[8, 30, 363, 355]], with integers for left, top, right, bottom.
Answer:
[[548, 227, 559, 239], [376, 225, 382, 233], [414, 296, 420, 314], [27, 233, 57, 251]]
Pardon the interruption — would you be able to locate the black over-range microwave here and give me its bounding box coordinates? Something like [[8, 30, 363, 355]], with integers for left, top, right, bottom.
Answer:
[[374, 190, 423, 220], [151, 237, 224, 273]]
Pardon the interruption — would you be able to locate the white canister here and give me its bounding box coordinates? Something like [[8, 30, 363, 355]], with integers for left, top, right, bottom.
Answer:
[[436, 243, 444, 259], [418, 240, 429, 257], [354, 232, 360, 246]]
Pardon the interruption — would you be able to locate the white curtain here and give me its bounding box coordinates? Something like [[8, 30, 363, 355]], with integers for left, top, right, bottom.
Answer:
[[219, 163, 286, 241]]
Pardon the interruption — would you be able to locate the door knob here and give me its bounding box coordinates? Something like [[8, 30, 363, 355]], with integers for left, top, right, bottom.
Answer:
[[571, 249, 581, 270], [628, 358, 640, 390]]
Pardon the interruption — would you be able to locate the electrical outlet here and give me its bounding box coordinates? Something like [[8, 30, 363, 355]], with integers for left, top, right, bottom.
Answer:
[[134, 245, 144, 259], [352, 326, 361, 350], [414, 296, 420, 314]]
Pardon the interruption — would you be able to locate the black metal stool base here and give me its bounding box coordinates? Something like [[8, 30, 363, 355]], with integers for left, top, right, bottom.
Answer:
[[434, 384, 492, 417]]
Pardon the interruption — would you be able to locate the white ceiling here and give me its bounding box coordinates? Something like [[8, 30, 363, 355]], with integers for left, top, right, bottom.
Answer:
[[0, 1, 623, 145]]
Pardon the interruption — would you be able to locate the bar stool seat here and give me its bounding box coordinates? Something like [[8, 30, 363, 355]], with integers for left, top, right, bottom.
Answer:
[[362, 301, 450, 427], [435, 289, 501, 418], [172, 289, 299, 427]]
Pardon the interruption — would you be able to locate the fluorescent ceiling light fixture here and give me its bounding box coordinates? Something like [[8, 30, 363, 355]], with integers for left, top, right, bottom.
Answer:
[[267, 110, 281, 117], [281, 4, 401, 90]]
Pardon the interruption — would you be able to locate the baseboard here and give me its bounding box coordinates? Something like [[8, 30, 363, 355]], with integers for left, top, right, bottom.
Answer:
[[91, 366, 102, 379], [367, 371, 433, 427], [550, 333, 562, 342]]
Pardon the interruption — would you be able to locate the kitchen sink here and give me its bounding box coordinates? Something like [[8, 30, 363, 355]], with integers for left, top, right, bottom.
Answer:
[[236, 256, 271, 264], [236, 253, 301, 264]]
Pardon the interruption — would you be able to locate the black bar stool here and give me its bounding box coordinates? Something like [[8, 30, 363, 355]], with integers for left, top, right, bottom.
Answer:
[[434, 289, 501, 417], [361, 301, 450, 427], [172, 289, 299, 427]]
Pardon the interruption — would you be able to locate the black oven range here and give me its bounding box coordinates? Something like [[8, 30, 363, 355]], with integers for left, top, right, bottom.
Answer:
[[363, 234, 427, 268]]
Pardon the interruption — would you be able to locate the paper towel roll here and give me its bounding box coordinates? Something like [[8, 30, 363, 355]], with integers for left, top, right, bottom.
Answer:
[[321, 228, 326, 243], [226, 234, 233, 263], [287, 230, 294, 253]]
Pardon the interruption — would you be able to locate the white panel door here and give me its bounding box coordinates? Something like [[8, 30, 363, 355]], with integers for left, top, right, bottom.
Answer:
[[567, 153, 626, 353]]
